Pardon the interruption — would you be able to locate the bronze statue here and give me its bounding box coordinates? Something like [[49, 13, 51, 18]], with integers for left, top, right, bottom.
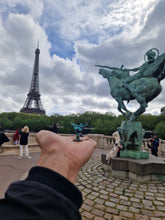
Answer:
[[96, 48, 165, 121], [71, 122, 88, 141], [96, 48, 165, 158]]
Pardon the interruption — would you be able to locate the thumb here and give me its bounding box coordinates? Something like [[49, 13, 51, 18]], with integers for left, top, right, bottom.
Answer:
[[78, 138, 97, 164]]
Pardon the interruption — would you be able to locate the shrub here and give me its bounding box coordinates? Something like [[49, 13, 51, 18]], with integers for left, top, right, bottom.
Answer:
[[154, 121, 165, 139]]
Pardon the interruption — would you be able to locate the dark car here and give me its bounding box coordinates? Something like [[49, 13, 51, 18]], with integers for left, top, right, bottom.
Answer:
[[144, 130, 153, 139]]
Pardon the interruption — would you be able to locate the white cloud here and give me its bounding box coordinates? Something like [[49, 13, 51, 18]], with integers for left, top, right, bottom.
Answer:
[[1, 0, 43, 20], [0, 0, 164, 118]]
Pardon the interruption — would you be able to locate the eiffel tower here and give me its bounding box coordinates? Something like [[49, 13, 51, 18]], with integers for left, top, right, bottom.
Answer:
[[20, 44, 46, 115]]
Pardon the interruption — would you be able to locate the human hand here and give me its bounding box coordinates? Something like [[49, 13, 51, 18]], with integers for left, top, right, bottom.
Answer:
[[36, 130, 97, 184], [149, 138, 154, 142]]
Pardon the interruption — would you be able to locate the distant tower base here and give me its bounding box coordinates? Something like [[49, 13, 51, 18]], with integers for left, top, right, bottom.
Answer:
[[20, 108, 45, 115]]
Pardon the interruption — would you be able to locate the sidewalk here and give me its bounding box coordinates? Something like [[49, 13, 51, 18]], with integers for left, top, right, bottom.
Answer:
[[0, 149, 165, 220], [78, 149, 165, 220], [0, 152, 40, 198]]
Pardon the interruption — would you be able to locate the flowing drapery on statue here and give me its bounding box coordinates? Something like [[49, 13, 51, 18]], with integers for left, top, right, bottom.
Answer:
[[96, 48, 165, 159]]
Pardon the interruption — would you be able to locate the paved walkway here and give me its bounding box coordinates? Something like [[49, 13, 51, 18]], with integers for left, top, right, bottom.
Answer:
[[77, 149, 165, 220], [0, 152, 40, 198], [0, 149, 165, 220]]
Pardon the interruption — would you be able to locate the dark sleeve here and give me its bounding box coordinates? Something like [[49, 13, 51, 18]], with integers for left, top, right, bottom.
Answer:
[[147, 143, 151, 148], [0, 166, 83, 220], [0, 133, 9, 143], [155, 139, 159, 147]]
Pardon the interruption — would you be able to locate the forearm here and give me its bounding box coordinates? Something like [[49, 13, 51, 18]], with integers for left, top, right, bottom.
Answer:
[[0, 166, 82, 220], [27, 166, 82, 207], [123, 67, 139, 72], [37, 152, 80, 184]]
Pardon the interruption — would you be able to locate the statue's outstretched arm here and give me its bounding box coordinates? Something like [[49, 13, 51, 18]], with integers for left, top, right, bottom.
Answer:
[[123, 67, 139, 72], [95, 65, 120, 70], [71, 122, 77, 127], [79, 124, 88, 128]]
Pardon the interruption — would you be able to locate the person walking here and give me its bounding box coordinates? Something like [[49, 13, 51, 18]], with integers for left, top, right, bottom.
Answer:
[[19, 126, 31, 159], [13, 129, 20, 145]]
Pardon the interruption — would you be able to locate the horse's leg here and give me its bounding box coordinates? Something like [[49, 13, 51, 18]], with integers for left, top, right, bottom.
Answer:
[[120, 99, 132, 119], [130, 96, 148, 121], [115, 97, 126, 116], [116, 97, 131, 119], [116, 98, 125, 115]]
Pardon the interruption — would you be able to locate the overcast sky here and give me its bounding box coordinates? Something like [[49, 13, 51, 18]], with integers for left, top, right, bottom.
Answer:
[[0, 0, 164, 116]]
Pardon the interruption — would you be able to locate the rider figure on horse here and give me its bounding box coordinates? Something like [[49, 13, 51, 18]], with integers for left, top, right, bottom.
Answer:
[[96, 48, 165, 88], [121, 49, 161, 85], [96, 48, 165, 121]]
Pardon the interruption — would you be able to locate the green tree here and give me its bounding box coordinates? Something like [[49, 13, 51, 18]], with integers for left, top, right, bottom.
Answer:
[[93, 119, 104, 134], [154, 121, 165, 139], [0, 117, 12, 130], [0, 112, 164, 138], [138, 115, 160, 130], [13, 116, 25, 129]]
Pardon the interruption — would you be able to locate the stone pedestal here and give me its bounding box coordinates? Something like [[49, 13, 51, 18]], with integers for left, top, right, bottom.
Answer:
[[118, 121, 149, 159], [101, 154, 165, 182], [120, 150, 149, 159]]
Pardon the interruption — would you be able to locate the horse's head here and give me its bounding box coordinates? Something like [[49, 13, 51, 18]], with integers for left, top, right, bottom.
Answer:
[[99, 69, 111, 78]]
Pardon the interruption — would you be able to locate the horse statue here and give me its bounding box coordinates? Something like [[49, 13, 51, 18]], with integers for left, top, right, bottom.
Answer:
[[96, 48, 165, 121]]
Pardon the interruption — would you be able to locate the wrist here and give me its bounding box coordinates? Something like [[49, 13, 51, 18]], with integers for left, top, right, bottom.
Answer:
[[26, 166, 83, 208], [37, 152, 79, 184]]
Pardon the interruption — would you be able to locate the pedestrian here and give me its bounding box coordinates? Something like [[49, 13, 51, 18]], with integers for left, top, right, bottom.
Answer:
[[147, 133, 159, 156], [0, 124, 9, 153], [0, 130, 97, 219], [19, 126, 31, 159], [53, 122, 58, 133], [13, 128, 20, 145]]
